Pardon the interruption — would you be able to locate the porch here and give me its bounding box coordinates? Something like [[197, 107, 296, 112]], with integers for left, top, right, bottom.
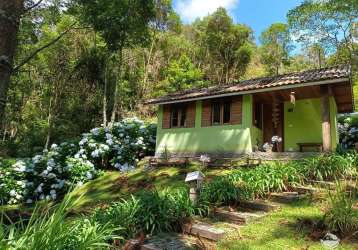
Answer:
[[250, 81, 352, 153]]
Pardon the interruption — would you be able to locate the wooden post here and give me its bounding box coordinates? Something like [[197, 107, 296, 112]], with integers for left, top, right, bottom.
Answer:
[[320, 85, 331, 152]]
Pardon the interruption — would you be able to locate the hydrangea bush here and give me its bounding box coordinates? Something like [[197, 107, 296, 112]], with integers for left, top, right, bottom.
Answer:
[[77, 118, 156, 170], [0, 159, 27, 204], [338, 115, 358, 149], [0, 118, 156, 205]]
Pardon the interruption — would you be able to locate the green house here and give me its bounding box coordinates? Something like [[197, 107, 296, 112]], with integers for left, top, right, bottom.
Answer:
[[147, 66, 354, 158]]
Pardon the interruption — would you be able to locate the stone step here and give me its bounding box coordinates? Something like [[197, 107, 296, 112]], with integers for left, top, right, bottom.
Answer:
[[183, 221, 225, 242], [292, 185, 322, 194], [269, 192, 305, 203], [238, 200, 280, 212], [141, 234, 196, 250], [308, 180, 336, 189], [214, 207, 266, 225], [308, 180, 357, 192]]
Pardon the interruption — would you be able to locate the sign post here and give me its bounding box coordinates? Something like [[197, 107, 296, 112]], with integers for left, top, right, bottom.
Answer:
[[185, 171, 205, 204]]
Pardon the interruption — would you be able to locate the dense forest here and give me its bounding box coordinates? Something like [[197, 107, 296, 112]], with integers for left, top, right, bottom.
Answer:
[[0, 0, 357, 157]]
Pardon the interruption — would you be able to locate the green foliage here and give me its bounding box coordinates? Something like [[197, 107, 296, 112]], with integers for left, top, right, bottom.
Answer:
[[300, 153, 358, 181], [76, 0, 156, 51], [0, 196, 117, 250], [0, 159, 25, 205], [287, 0, 357, 63], [204, 7, 253, 83], [200, 161, 303, 205], [157, 55, 206, 95], [338, 113, 358, 149], [324, 182, 358, 236], [1, 118, 156, 206], [92, 189, 195, 239], [65, 158, 103, 184], [200, 152, 358, 206], [259, 23, 292, 75]]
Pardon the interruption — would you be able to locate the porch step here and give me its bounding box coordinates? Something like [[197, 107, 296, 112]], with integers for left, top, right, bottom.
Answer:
[[214, 207, 266, 225], [269, 192, 306, 203], [238, 200, 280, 212], [182, 221, 226, 242]]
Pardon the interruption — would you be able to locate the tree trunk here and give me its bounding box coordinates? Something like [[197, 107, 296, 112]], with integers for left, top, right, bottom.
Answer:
[[142, 38, 155, 99], [110, 49, 123, 125], [318, 50, 322, 69], [103, 65, 108, 126], [0, 1, 23, 122]]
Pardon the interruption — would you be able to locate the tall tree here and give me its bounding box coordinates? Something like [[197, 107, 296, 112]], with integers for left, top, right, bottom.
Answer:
[[306, 43, 326, 68], [287, 0, 358, 64], [0, 1, 24, 123], [140, 0, 181, 101], [0, 0, 75, 123], [76, 0, 156, 124], [156, 54, 206, 95], [259, 23, 292, 75], [204, 8, 253, 84]]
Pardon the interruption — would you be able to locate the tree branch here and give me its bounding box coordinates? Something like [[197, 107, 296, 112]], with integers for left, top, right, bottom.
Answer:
[[23, 0, 44, 13], [12, 23, 76, 73]]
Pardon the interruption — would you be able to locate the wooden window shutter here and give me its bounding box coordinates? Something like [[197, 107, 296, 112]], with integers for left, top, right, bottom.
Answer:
[[230, 96, 242, 124], [186, 101, 196, 128], [162, 104, 171, 129], [201, 100, 212, 127]]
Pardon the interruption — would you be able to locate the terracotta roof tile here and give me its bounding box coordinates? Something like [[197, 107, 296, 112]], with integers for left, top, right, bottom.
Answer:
[[146, 65, 351, 104]]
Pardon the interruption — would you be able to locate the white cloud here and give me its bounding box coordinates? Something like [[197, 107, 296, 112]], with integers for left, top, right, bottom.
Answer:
[[174, 0, 239, 23]]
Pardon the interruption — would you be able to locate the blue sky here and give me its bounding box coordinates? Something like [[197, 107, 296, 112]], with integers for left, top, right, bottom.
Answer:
[[174, 0, 303, 44]]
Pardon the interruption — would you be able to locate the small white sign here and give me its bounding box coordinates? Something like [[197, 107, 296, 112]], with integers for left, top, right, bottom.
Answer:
[[185, 171, 204, 182]]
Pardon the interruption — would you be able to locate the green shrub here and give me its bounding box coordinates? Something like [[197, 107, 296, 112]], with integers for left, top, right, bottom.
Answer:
[[2, 118, 156, 206], [92, 189, 195, 239], [301, 153, 357, 181], [199, 177, 238, 205], [0, 196, 117, 250], [324, 183, 358, 236], [65, 158, 103, 184], [200, 161, 303, 206], [338, 114, 358, 149], [0, 159, 26, 205]]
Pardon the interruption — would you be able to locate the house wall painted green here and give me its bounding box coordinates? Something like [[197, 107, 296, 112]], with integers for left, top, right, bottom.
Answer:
[[283, 97, 338, 151], [155, 94, 339, 156], [156, 95, 254, 156]]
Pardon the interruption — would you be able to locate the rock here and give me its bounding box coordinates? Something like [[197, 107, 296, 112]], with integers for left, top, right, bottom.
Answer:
[[141, 243, 161, 250], [125, 239, 141, 250], [214, 207, 266, 224], [183, 221, 225, 241], [141, 234, 196, 250]]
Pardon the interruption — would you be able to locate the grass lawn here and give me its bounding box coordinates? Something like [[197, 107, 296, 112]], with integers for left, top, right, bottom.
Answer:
[[215, 199, 358, 250], [69, 163, 236, 212], [69, 163, 357, 249], [3, 161, 357, 249]]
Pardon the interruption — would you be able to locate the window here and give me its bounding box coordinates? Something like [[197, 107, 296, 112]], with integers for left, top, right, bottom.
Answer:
[[211, 100, 231, 125], [253, 102, 263, 129], [223, 101, 231, 124], [170, 105, 187, 128], [212, 102, 221, 125]]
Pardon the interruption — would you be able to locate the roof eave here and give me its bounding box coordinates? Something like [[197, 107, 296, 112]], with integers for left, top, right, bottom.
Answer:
[[147, 77, 350, 105]]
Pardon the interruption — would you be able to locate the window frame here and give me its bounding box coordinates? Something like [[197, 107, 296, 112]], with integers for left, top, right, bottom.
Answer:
[[211, 99, 232, 126], [170, 104, 187, 128]]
